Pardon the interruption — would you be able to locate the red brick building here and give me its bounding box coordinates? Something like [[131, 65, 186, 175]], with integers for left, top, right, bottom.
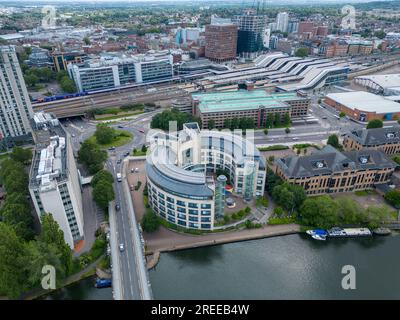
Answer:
[[205, 24, 238, 62]]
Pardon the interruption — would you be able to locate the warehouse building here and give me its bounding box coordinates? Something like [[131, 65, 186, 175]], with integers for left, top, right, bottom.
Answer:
[[354, 74, 400, 96], [324, 91, 400, 122]]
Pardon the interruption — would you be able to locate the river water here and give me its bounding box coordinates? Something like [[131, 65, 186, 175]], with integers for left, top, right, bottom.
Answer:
[[45, 234, 400, 300]]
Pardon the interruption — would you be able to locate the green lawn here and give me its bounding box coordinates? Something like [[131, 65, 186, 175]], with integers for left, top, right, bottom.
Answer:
[[257, 145, 289, 151], [354, 189, 378, 196], [95, 110, 144, 121], [88, 130, 133, 148], [132, 149, 147, 156]]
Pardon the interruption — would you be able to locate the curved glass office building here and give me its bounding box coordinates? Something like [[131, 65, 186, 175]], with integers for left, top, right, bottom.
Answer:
[[146, 123, 266, 230]]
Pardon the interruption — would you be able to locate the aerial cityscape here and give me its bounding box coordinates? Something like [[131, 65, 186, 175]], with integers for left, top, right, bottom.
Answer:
[[1, 0, 400, 307]]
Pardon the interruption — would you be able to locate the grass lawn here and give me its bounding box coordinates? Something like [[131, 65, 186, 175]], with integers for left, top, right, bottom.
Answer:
[[88, 130, 133, 148], [354, 189, 378, 196], [132, 149, 147, 156], [257, 145, 289, 151], [95, 110, 144, 121]]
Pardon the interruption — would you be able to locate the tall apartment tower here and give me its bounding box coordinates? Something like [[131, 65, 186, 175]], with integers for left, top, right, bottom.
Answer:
[[205, 19, 238, 63], [276, 12, 289, 33], [0, 46, 34, 147], [233, 11, 266, 60]]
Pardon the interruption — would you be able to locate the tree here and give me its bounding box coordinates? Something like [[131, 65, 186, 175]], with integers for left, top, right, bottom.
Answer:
[[367, 119, 383, 129], [39, 214, 72, 275], [208, 119, 215, 129], [300, 196, 339, 229], [83, 36, 91, 45], [78, 139, 108, 174], [24, 73, 39, 87], [151, 109, 201, 131], [264, 129, 268, 135], [274, 113, 281, 127], [272, 183, 306, 212], [266, 113, 274, 128], [295, 47, 309, 58], [339, 112, 346, 118], [91, 169, 114, 188], [374, 30, 386, 39], [141, 144, 147, 153], [93, 181, 115, 210], [285, 127, 290, 134], [384, 189, 400, 208], [327, 134, 340, 149], [95, 123, 116, 145], [60, 77, 77, 93], [10, 146, 32, 164], [0, 223, 30, 299], [142, 210, 160, 233], [283, 113, 290, 126]]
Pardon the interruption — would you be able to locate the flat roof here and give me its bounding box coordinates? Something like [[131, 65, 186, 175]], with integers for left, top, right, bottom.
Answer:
[[326, 91, 400, 113], [356, 74, 400, 89], [192, 90, 301, 113]]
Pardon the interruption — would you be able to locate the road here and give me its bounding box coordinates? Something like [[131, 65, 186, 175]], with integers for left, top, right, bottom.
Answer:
[[63, 112, 154, 300]]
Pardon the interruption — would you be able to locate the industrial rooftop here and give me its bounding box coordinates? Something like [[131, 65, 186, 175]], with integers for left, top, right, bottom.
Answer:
[[192, 90, 302, 113], [326, 91, 400, 113]]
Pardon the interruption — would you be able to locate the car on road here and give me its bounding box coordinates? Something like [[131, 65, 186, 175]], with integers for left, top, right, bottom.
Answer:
[[139, 129, 145, 133], [292, 137, 299, 140], [71, 134, 76, 137], [115, 204, 120, 211], [116, 159, 121, 164], [119, 243, 125, 252], [118, 125, 124, 129], [108, 146, 115, 151], [135, 168, 139, 173], [321, 116, 327, 119], [124, 151, 130, 157]]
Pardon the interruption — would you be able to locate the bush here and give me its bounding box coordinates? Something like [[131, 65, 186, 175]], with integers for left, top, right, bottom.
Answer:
[[142, 210, 160, 233], [367, 119, 383, 129]]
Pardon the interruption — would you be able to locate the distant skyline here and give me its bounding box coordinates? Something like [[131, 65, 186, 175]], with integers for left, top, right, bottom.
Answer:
[[0, 0, 394, 3]]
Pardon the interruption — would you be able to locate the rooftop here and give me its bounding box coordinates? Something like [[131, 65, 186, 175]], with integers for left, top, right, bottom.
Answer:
[[355, 74, 400, 89], [346, 127, 400, 146], [276, 145, 397, 178], [192, 90, 302, 113], [326, 91, 400, 113]]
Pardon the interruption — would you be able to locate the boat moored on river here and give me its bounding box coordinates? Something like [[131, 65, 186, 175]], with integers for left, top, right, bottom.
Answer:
[[307, 227, 372, 240]]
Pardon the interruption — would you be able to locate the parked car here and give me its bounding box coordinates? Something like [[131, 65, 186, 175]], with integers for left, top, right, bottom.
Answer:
[[115, 204, 120, 211], [119, 243, 125, 252]]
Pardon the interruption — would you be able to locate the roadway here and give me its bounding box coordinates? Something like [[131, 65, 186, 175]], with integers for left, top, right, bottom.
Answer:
[[63, 112, 155, 300]]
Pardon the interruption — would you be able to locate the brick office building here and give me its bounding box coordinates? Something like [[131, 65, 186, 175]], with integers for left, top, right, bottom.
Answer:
[[205, 23, 238, 63]]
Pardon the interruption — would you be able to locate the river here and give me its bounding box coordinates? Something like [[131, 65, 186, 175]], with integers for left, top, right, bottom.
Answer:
[[45, 234, 400, 300]]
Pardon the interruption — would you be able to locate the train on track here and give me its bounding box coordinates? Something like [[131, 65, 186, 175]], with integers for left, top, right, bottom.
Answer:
[[31, 76, 182, 104]]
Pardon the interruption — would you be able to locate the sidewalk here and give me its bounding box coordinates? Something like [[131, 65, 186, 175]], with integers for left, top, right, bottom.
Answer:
[[144, 223, 301, 254]]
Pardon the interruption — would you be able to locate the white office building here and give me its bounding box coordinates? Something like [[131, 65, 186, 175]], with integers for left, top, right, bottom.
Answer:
[[0, 45, 34, 146], [29, 113, 84, 249], [146, 123, 266, 230], [276, 12, 289, 33], [68, 52, 174, 92]]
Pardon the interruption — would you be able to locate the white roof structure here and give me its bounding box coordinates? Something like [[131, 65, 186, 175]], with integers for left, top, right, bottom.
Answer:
[[355, 74, 400, 90], [326, 91, 400, 113]]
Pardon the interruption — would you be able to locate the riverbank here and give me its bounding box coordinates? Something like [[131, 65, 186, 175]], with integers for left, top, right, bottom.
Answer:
[[21, 255, 105, 300], [144, 224, 300, 269]]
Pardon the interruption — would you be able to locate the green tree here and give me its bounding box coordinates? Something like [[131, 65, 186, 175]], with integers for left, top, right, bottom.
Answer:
[[83, 36, 91, 45], [39, 214, 73, 275], [272, 183, 306, 212], [367, 119, 383, 129], [263, 129, 268, 135], [285, 127, 290, 134], [60, 77, 77, 93], [24, 73, 39, 87], [283, 113, 291, 126], [0, 223, 30, 299], [208, 119, 215, 129], [93, 181, 115, 210], [265, 113, 274, 128], [327, 134, 340, 149], [78, 139, 108, 174], [274, 113, 281, 127], [295, 47, 309, 58], [384, 189, 400, 208], [300, 196, 339, 229], [141, 144, 147, 153], [339, 111, 346, 118], [10, 146, 32, 164], [142, 210, 160, 233], [91, 169, 114, 187], [95, 123, 116, 145]]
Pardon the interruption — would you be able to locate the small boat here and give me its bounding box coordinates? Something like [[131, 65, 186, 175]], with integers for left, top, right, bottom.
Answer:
[[311, 234, 326, 241], [306, 229, 328, 241], [373, 227, 391, 236], [327, 227, 372, 238], [95, 278, 112, 289]]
